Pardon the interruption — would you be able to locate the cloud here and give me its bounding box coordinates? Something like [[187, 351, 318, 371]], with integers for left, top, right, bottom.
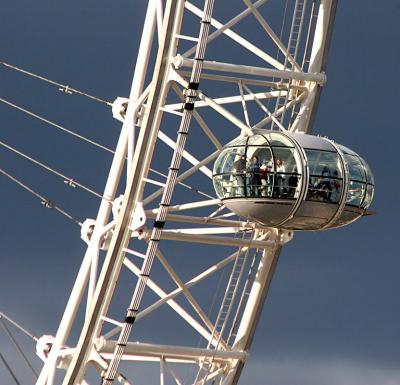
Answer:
[[242, 358, 400, 385]]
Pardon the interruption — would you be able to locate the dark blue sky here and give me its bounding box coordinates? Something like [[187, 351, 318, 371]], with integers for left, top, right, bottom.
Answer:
[[0, 1, 399, 385]]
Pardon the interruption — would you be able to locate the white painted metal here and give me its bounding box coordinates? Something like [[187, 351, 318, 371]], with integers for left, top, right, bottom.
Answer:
[[184, 1, 284, 69], [173, 56, 326, 83], [120, 257, 218, 347], [36, 1, 159, 384], [96, 340, 248, 362], [34, 2, 339, 385], [291, 0, 338, 133], [61, 1, 188, 383], [166, 90, 285, 110]]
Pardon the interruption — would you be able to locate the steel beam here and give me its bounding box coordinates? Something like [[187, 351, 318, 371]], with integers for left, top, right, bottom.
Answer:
[[174, 56, 327, 83], [60, 1, 185, 384], [96, 339, 248, 363]]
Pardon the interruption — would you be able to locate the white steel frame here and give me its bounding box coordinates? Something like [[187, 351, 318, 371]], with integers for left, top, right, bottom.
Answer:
[[35, 1, 338, 385]]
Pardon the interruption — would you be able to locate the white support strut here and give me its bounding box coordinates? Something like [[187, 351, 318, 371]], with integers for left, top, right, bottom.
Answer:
[[33, 2, 340, 385]]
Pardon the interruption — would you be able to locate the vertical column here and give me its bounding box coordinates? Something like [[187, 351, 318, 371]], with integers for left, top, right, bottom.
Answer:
[[36, 2, 159, 385], [221, 231, 282, 385], [291, 0, 338, 133], [60, 1, 186, 384]]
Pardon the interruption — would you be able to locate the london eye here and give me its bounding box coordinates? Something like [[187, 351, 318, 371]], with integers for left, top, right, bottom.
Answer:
[[0, 1, 387, 385]]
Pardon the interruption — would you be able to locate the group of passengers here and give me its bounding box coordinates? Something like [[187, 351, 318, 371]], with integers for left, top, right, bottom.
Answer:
[[232, 155, 341, 201], [232, 155, 298, 198], [307, 166, 341, 202]]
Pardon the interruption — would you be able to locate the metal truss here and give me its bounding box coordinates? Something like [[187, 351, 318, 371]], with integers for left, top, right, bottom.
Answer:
[[35, 1, 338, 384]]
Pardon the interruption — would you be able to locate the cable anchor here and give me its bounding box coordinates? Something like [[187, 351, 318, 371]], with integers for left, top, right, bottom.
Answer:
[[63, 178, 76, 188], [41, 200, 54, 209], [58, 85, 73, 94]]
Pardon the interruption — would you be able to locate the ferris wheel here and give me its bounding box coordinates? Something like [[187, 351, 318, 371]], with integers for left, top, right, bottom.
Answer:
[[0, 1, 375, 385]]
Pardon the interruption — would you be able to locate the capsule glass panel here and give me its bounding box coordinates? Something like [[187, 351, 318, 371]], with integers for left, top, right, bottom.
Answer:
[[362, 184, 375, 209], [212, 133, 302, 201], [345, 154, 366, 182], [363, 160, 375, 185], [305, 149, 343, 204], [267, 132, 293, 147], [272, 147, 302, 199], [347, 181, 366, 206], [214, 147, 245, 175], [247, 134, 269, 146]]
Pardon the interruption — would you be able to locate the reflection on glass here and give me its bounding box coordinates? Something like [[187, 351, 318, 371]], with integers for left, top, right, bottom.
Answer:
[[338, 144, 358, 156], [267, 132, 293, 147], [214, 147, 245, 175], [273, 173, 300, 198], [306, 150, 342, 177], [247, 147, 272, 167], [307, 176, 342, 203], [305, 150, 343, 204], [345, 154, 366, 182], [273, 147, 298, 174], [247, 135, 269, 146], [362, 184, 375, 209], [346, 181, 365, 206], [213, 174, 245, 199], [361, 158, 375, 185]]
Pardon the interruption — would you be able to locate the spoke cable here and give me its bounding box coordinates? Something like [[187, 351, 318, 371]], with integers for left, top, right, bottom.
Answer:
[[0, 139, 105, 200], [149, 168, 214, 200], [0, 353, 22, 385], [0, 97, 115, 154], [0, 318, 39, 379], [0, 166, 81, 226], [0, 312, 37, 341], [0, 97, 213, 201], [0, 60, 112, 106]]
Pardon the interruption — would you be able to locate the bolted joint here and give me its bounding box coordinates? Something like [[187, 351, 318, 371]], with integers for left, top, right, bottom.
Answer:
[[279, 230, 293, 245], [36, 335, 68, 369], [80, 218, 112, 250], [172, 54, 184, 69], [112, 194, 125, 220], [112, 97, 129, 122], [113, 195, 147, 232]]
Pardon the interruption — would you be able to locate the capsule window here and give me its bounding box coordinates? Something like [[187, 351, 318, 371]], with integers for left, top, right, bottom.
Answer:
[[361, 158, 375, 185], [305, 150, 343, 204], [246, 147, 272, 165], [306, 150, 343, 178], [247, 134, 269, 146], [345, 154, 366, 183], [267, 132, 294, 147], [213, 174, 245, 199], [214, 147, 245, 175], [347, 181, 365, 206], [362, 184, 375, 209], [339, 144, 358, 156], [272, 147, 300, 174]]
